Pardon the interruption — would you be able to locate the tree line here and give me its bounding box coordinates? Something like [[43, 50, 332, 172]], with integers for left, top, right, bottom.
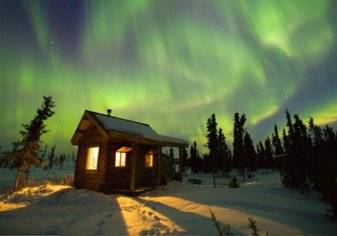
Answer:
[[188, 111, 337, 219], [189, 113, 276, 177], [0, 144, 74, 171]]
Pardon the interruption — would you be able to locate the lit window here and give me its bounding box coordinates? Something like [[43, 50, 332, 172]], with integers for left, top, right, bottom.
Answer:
[[145, 151, 153, 167], [115, 152, 126, 167], [115, 146, 131, 167], [86, 147, 99, 170]]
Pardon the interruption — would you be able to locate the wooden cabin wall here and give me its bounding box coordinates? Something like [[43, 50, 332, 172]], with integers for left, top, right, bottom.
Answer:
[[74, 126, 108, 192], [103, 143, 158, 191], [135, 145, 157, 188], [104, 142, 132, 191]]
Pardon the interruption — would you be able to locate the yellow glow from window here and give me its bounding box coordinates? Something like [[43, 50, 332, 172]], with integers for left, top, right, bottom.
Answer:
[[117, 146, 132, 152], [115, 151, 126, 167], [86, 147, 99, 170], [145, 151, 153, 167], [116, 196, 185, 234]]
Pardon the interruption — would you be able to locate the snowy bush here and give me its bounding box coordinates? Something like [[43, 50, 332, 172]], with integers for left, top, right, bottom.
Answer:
[[228, 177, 239, 188]]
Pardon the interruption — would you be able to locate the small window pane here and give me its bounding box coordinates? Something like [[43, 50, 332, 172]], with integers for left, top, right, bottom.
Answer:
[[121, 153, 126, 167], [115, 151, 126, 167], [115, 152, 121, 167], [87, 147, 99, 170], [145, 152, 153, 167]]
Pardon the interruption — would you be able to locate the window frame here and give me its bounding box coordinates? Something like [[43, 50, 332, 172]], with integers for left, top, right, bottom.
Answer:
[[86, 146, 100, 171], [115, 151, 127, 167], [114, 146, 132, 168]]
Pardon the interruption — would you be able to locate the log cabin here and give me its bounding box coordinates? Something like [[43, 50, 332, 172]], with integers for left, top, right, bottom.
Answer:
[[71, 110, 188, 193]]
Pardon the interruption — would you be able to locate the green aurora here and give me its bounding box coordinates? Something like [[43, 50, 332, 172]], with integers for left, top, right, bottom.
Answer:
[[0, 0, 337, 152]]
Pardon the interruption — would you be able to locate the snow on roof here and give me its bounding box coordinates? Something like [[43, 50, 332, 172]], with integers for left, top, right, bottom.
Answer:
[[87, 110, 188, 146]]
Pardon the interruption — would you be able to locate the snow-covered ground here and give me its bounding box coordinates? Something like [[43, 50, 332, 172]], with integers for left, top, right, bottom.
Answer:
[[0, 169, 336, 235]]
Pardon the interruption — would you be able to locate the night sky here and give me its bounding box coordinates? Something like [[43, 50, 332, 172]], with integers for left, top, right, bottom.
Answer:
[[1, 0, 337, 152]]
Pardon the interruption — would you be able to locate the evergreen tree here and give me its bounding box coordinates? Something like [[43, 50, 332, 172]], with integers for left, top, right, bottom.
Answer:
[[202, 154, 210, 173], [9, 96, 55, 190], [3, 141, 20, 169], [233, 113, 247, 180], [206, 114, 218, 187], [166, 147, 175, 179], [244, 132, 257, 171], [264, 137, 273, 169], [182, 148, 188, 173], [280, 111, 312, 192], [59, 154, 66, 170], [272, 124, 284, 156], [318, 125, 337, 218], [256, 144, 261, 169], [286, 110, 294, 139], [280, 113, 294, 187], [257, 141, 266, 169], [293, 114, 312, 191], [308, 118, 323, 183], [190, 141, 201, 173], [48, 145, 56, 169], [218, 129, 232, 176], [282, 128, 290, 154], [267, 113, 337, 218], [308, 118, 323, 147]]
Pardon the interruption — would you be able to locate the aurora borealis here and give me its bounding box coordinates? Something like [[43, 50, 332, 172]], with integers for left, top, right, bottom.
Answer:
[[1, 0, 337, 152]]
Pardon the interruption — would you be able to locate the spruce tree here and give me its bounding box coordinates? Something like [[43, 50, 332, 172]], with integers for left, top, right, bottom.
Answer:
[[308, 118, 322, 184], [59, 154, 65, 170], [308, 118, 323, 147], [218, 128, 232, 176], [167, 147, 175, 179], [293, 114, 312, 192], [280, 111, 312, 192], [233, 113, 247, 180], [256, 144, 261, 169], [257, 141, 266, 169], [10, 96, 55, 190], [244, 132, 257, 171], [182, 148, 188, 173], [286, 110, 294, 139], [319, 125, 337, 218], [264, 137, 273, 169], [190, 141, 201, 173], [280, 112, 294, 187], [48, 145, 56, 169], [272, 124, 284, 156], [282, 128, 290, 154], [206, 114, 218, 187], [281, 114, 337, 217]]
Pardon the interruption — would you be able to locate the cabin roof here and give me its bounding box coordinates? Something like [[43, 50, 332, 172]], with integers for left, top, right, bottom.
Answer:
[[71, 110, 188, 147]]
